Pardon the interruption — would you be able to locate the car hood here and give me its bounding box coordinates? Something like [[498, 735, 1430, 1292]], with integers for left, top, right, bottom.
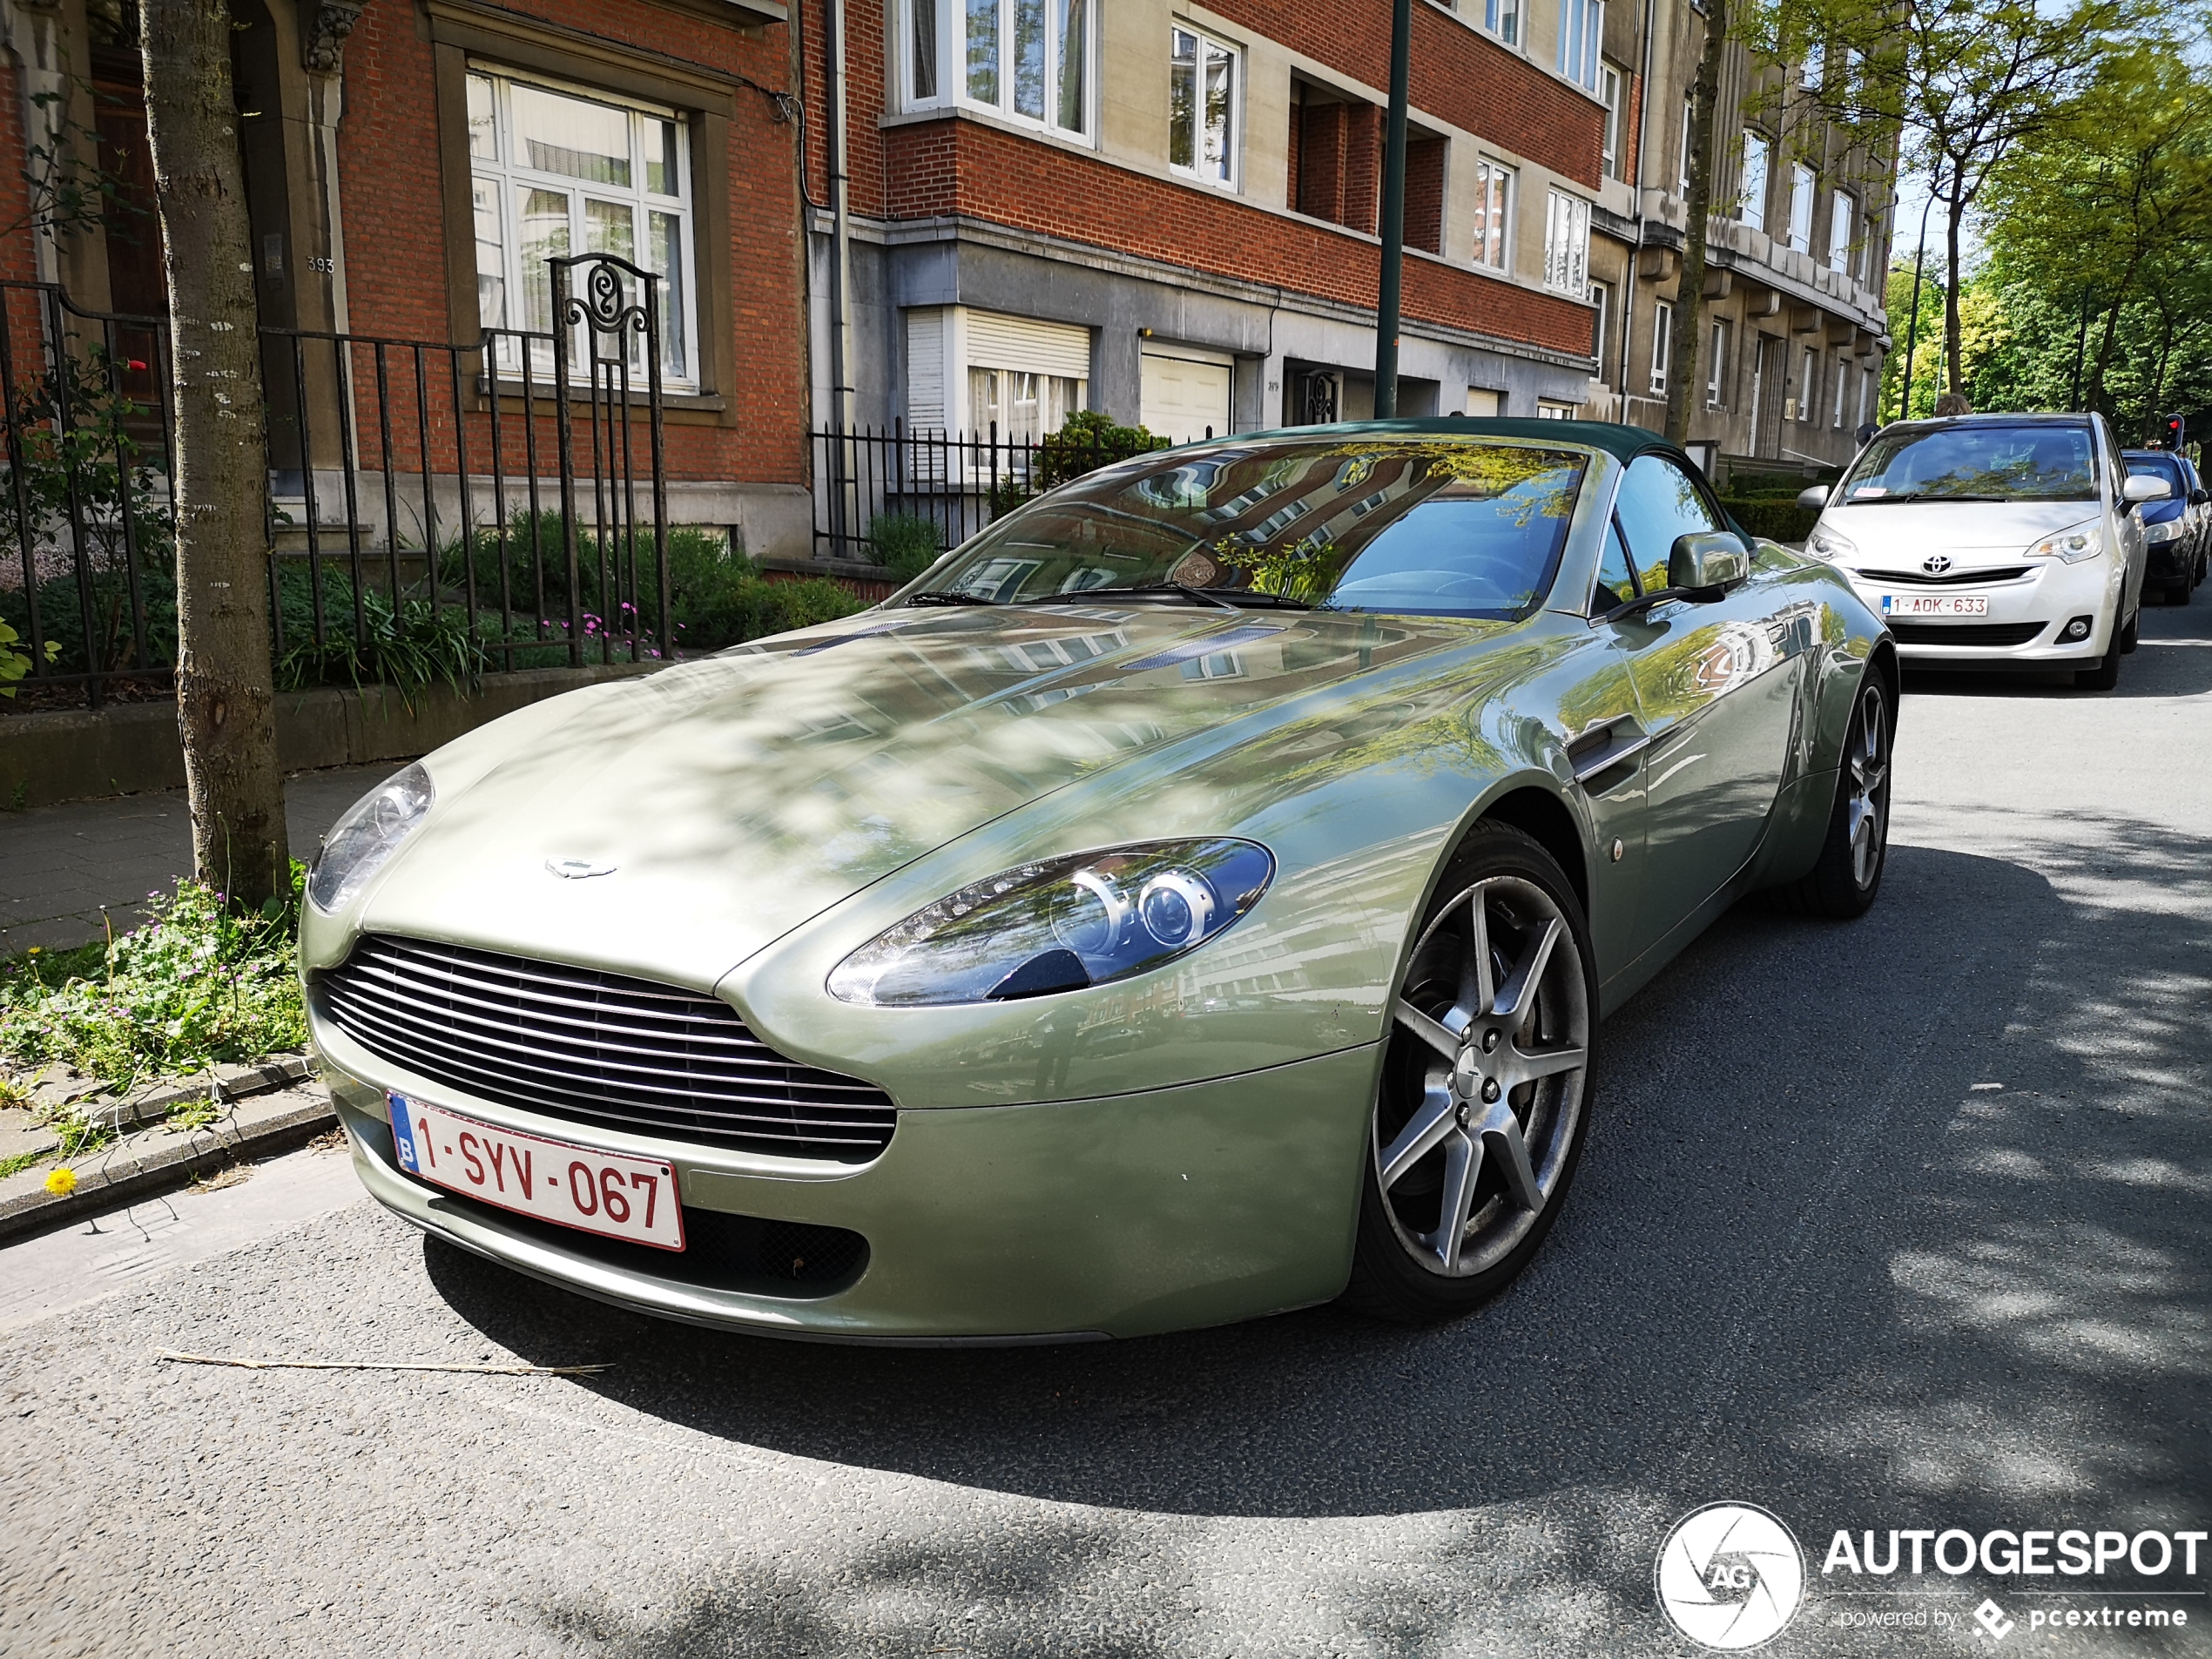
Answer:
[[350, 604, 1502, 988], [1820, 498, 2102, 559]]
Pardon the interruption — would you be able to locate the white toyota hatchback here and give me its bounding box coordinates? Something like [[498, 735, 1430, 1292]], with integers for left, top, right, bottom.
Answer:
[[1797, 413, 2168, 690]]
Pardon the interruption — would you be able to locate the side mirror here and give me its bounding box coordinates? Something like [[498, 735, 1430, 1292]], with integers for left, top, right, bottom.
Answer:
[[2193, 489, 2209, 506], [1669, 531, 1750, 596], [2122, 474, 2172, 504], [1796, 485, 1831, 512]]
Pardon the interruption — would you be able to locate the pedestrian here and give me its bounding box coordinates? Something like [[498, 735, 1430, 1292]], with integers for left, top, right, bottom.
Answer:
[[1933, 392, 1971, 417], [1854, 421, 1879, 447]]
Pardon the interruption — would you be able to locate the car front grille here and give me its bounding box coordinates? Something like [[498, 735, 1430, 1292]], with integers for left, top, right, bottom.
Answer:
[[1886, 620, 2050, 646], [1858, 565, 2034, 586], [320, 934, 897, 1161]]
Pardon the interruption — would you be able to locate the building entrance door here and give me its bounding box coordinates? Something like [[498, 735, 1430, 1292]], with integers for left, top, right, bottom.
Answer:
[[1750, 335, 1787, 458]]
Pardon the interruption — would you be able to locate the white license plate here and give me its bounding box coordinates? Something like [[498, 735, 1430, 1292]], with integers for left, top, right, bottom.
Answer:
[[1882, 594, 1988, 617], [388, 1093, 685, 1251]]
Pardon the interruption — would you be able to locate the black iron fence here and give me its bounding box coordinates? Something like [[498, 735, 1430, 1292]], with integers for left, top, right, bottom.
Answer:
[[810, 420, 1177, 567], [0, 253, 670, 709]]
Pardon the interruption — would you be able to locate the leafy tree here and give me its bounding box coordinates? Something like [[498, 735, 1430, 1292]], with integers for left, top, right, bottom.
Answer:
[[1768, 0, 2135, 398], [1664, 0, 1734, 443]]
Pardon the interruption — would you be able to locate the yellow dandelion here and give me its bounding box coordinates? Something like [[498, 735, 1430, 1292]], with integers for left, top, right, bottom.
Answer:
[[44, 1166, 76, 1197]]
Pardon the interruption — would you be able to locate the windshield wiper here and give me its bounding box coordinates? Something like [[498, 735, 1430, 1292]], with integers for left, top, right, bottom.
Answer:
[[902, 591, 1001, 606], [1022, 582, 1312, 610]]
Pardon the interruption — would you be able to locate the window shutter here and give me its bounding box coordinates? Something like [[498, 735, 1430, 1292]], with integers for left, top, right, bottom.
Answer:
[[963, 310, 1094, 380]]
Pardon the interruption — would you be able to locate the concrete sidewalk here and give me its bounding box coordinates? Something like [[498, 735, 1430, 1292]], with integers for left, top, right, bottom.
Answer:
[[0, 765, 391, 954]]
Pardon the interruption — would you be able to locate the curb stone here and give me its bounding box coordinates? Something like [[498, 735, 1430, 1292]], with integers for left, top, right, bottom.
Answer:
[[0, 1081, 340, 1244]]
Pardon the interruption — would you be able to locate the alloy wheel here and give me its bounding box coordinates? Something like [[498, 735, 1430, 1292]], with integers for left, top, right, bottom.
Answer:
[[1845, 681, 1891, 889], [1374, 875, 1590, 1278]]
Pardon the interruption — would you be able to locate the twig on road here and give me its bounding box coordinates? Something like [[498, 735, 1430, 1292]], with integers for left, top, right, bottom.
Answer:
[[154, 1347, 610, 1376]]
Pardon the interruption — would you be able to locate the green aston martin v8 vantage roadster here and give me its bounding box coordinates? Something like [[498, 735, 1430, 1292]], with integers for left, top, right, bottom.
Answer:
[[302, 419, 1895, 1342]]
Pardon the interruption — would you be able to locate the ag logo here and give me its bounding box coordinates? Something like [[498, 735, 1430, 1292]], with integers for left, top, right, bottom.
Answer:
[[1656, 1502, 1805, 1649]]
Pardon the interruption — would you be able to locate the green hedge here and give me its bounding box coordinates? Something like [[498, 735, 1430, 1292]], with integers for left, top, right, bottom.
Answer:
[[1722, 497, 1819, 543]]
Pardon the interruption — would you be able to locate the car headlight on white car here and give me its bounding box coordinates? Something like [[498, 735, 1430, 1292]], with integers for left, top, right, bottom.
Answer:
[[2026, 518, 2104, 563], [1807, 524, 1858, 563], [827, 839, 1275, 1007], [307, 762, 435, 914]]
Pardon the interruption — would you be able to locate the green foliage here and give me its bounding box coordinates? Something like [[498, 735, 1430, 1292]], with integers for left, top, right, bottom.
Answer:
[[273, 568, 488, 705], [868, 511, 945, 582], [0, 865, 308, 1098], [1722, 497, 1819, 542], [1033, 410, 1169, 491], [0, 615, 60, 695]]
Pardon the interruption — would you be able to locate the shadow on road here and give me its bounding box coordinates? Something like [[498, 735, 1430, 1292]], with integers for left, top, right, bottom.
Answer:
[[422, 818, 2210, 1596], [1901, 584, 2212, 700]]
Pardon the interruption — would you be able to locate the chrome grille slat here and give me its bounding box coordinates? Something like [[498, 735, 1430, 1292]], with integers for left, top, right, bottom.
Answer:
[[320, 935, 897, 1160], [322, 990, 891, 1108], [325, 981, 836, 1083]]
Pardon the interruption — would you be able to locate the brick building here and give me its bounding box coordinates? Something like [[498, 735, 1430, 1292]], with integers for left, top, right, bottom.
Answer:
[[804, 0, 1894, 473], [807, 0, 1614, 446], [2, 0, 814, 554]]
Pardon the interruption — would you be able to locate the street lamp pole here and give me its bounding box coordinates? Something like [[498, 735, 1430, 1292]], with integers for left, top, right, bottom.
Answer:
[[1373, 0, 1412, 417]]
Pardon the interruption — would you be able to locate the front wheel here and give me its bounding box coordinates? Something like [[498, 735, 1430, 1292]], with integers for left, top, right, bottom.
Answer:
[[1345, 824, 1596, 1322]]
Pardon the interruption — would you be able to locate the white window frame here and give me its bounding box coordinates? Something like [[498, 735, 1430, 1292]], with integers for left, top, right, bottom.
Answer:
[[1787, 163, 1816, 253], [467, 64, 699, 390], [1828, 189, 1855, 273], [1535, 399, 1579, 420], [1599, 65, 1622, 179], [1705, 318, 1728, 408], [1798, 43, 1822, 90], [1558, 0, 1603, 93], [905, 0, 1095, 141], [1483, 0, 1522, 50], [1473, 158, 1514, 271], [1799, 345, 1818, 421], [1651, 300, 1672, 395], [1677, 98, 1693, 197], [1589, 280, 1611, 374], [1169, 24, 1242, 189], [1739, 131, 1770, 231], [1831, 353, 1849, 427], [1543, 189, 1591, 295]]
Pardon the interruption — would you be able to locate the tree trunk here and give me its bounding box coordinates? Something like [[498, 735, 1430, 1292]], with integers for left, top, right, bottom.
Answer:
[[1942, 184, 1966, 396], [139, 0, 288, 907], [1664, 0, 1729, 445]]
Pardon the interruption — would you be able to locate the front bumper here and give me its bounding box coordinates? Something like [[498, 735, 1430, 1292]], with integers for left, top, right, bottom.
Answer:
[[2147, 541, 2193, 584], [1840, 556, 2121, 665], [323, 1036, 1379, 1343]]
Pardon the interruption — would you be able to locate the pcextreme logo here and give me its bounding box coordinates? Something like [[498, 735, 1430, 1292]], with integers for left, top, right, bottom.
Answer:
[[1656, 1503, 1808, 1649]]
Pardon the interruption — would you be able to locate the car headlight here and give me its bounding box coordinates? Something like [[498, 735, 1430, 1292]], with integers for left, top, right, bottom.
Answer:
[[1807, 524, 1858, 563], [2027, 518, 2103, 563], [827, 839, 1276, 1007], [2144, 519, 2181, 543], [307, 762, 434, 914]]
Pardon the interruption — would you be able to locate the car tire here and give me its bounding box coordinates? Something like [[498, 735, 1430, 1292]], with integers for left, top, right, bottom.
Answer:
[[1345, 822, 1596, 1324], [2120, 610, 2140, 653], [2076, 646, 2122, 691], [1763, 671, 1893, 921]]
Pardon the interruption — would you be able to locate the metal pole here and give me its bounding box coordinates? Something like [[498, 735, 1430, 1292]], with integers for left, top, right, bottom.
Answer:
[[1372, 0, 1412, 418]]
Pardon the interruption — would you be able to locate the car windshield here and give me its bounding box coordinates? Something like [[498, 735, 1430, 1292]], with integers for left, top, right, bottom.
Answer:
[[912, 435, 1589, 619], [1838, 423, 2098, 503]]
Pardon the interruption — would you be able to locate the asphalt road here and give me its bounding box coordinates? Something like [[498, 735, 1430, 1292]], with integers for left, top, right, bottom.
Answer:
[[3, 603, 2207, 1658]]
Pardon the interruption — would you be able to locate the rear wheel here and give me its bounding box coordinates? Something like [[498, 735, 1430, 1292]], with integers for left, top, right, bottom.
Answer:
[[1764, 673, 1892, 919], [1346, 825, 1595, 1323]]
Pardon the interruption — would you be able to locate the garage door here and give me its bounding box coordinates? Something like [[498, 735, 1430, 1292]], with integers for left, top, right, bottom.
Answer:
[[1140, 350, 1233, 445]]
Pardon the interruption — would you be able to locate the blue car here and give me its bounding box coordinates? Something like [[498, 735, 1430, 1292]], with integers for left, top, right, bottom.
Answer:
[[2122, 450, 2205, 604]]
